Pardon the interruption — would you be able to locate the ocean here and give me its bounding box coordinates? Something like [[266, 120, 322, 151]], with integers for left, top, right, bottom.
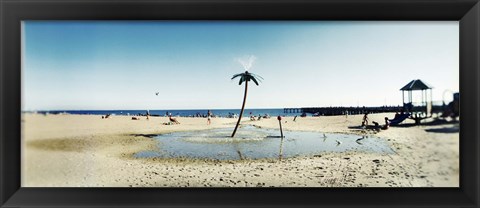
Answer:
[[30, 108, 304, 117]]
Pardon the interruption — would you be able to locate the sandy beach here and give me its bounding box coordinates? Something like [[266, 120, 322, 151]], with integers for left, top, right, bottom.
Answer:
[[22, 113, 459, 187]]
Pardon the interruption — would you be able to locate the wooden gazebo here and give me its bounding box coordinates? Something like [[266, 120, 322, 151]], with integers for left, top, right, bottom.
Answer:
[[400, 79, 433, 122]]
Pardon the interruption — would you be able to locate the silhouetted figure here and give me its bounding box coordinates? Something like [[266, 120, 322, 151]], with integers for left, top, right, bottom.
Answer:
[[362, 113, 369, 126], [382, 117, 390, 130], [169, 116, 180, 124]]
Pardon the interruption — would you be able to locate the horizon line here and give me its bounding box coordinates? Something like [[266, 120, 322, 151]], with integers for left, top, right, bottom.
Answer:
[[22, 105, 406, 112]]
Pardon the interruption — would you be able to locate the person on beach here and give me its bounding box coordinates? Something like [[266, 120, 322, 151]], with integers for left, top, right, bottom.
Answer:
[[382, 117, 390, 130], [206, 110, 212, 125], [362, 112, 369, 126], [393, 112, 400, 120], [146, 110, 150, 120], [293, 115, 298, 122], [169, 115, 180, 124]]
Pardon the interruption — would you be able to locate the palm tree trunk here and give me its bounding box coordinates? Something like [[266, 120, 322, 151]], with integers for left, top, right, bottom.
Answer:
[[231, 81, 248, 137]]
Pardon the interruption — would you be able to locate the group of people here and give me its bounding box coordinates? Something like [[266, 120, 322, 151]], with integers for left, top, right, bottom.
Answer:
[[362, 112, 390, 131], [248, 113, 271, 121], [102, 110, 279, 126], [249, 115, 261, 121], [227, 113, 238, 118], [103, 110, 212, 125], [111, 110, 181, 125]]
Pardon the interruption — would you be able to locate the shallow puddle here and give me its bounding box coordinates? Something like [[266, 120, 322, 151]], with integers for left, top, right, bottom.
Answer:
[[134, 125, 395, 160]]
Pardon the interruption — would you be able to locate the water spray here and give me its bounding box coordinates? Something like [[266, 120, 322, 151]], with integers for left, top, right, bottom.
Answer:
[[236, 55, 257, 71]]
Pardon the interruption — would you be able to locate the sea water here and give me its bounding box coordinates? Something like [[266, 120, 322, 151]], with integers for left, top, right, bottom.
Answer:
[[30, 108, 301, 117], [134, 126, 395, 160]]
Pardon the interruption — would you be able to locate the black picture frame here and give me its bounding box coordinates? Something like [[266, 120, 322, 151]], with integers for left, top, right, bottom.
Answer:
[[1, 0, 478, 207]]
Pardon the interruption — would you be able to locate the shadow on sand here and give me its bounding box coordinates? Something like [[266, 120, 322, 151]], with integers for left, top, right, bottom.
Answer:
[[425, 126, 459, 133], [130, 134, 159, 138], [27, 138, 91, 152], [348, 125, 384, 130], [347, 125, 380, 134], [393, 119, 459, 128], [348, 119, 459, 134], [348, 126, 364, 130]]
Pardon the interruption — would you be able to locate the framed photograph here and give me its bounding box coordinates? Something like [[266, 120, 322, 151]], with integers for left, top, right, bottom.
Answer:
[[1, 0, 479, 207]]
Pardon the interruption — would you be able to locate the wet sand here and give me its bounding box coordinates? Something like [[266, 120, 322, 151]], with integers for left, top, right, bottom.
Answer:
[[22, 113, 459, 187]]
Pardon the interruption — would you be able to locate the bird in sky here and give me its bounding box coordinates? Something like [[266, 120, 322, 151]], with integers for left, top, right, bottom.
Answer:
[[155, 92, 159, 96]]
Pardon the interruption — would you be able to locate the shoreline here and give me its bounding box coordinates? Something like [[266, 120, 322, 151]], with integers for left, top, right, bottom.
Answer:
[[22, 113, 459, 187]]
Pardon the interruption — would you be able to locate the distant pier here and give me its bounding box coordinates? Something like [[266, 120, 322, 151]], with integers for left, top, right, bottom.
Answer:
[[283, 108, 302, 113], [284, 106, 402, 116]]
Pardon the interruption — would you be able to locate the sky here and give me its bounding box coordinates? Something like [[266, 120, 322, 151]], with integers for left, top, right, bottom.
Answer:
[[22, 21, 459, 110]]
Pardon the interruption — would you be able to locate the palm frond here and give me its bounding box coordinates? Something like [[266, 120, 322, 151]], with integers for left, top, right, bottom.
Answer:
[[238, 76, 245, 85], [231, 71, 263, 86], [250, 73, 264, 81], [250, 76, 260, 86], [231, 73, 245, 80]]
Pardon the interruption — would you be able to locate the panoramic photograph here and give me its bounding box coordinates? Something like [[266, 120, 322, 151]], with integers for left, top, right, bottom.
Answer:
[[21, 21, 459, 187]]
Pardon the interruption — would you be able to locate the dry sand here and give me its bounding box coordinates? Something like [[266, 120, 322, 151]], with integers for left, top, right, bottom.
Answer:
[[22, 113, 459, 187]]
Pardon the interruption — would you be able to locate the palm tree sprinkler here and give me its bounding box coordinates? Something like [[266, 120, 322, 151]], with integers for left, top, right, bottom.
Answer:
[[230, 70, 263, 137]]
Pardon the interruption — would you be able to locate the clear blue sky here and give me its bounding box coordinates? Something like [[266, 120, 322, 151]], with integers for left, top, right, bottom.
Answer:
[[22, 21, 459, 110]]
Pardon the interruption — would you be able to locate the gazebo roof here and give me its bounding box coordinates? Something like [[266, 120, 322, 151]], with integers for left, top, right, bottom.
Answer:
[[400, 79, 432, 91]]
